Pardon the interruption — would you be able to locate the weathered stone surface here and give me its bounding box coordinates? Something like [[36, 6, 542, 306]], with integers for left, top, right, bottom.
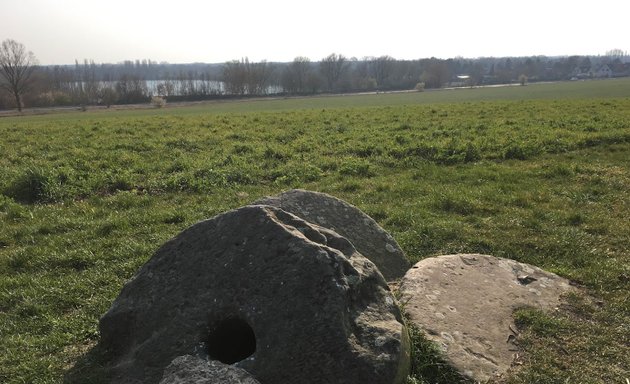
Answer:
[[100, 205, 410, 384], [399, 254, 577, 382], [159, 355, 260, 384], [254, 189, 409, 281]]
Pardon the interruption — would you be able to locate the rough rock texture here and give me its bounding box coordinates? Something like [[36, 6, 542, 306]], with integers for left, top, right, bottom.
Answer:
[[399, 254, 577, 382], [254, 189, 409, 281], [100, 205, 410, 384], [159, 355, 260, 384]]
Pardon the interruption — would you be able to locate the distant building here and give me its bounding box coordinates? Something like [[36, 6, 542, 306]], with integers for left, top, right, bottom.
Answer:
[[571, 66, 592, 79], [450, 74, 471, 87], [571, 64, 613, 79], [592, 64, 613, 78]]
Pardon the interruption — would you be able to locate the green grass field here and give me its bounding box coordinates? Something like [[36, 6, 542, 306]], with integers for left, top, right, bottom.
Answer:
[[1, 79, 629, 383]]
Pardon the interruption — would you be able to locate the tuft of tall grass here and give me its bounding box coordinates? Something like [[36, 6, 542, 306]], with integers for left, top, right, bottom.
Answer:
[[3, 167, 62, 204]]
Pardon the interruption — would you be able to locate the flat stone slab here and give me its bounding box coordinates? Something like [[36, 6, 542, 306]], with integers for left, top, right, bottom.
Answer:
[[399, 254, 577, 382], [254, 189, 409, 281], [160, 355, 260, 384]]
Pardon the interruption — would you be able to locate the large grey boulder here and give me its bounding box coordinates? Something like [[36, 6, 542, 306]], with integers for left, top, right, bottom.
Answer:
[[159, 355, 260, 384], [254, 189, 409, 281], [399, 254, 577, 382], [100, 205, 410, 384]]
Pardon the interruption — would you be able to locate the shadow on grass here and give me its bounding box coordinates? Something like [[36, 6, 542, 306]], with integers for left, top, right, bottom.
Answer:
[[406, 320, 474, 384], [63, 342, 111, 384]]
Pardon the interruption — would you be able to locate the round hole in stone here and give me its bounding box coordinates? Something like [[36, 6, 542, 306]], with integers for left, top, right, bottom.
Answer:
[[206, 317, 256, 364]]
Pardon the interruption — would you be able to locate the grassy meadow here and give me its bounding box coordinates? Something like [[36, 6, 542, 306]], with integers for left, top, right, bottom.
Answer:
[[1, 79, 629, 383]]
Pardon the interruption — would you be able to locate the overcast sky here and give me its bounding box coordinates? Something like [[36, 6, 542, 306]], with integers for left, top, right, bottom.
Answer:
[[2, 0, 629, 65]]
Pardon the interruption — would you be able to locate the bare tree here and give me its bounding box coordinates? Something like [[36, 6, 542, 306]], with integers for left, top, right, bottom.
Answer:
[[0, 39, 38, 111], [282, 56, 314, 94], [223, 60, 247, 95], [115, 74, 148, 103], [367, 55, 395, 89], [605, 48, 626, 58], [73, 59, 100, 105], [245, 59, 272, 95], [156, 80, 175, 97], [99, 86, 118, 108], [420, 59, 451, 88], [223, 58, 273, 96], [319, 53, 348, 92]]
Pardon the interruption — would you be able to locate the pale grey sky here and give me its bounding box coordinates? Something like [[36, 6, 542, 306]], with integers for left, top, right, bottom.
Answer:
[[2, 0, 629, 65]]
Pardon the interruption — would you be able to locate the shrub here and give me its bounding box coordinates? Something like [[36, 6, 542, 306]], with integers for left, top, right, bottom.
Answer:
[[100, 87, 118, 108], [151, 96, 166, 108], [519, 74, 528, 86], [31, 92, 55, 107], [414, 82, 425, 92]]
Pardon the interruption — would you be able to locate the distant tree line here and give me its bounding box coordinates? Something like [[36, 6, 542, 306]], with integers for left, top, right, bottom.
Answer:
[[1, 39, 629, 110]]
